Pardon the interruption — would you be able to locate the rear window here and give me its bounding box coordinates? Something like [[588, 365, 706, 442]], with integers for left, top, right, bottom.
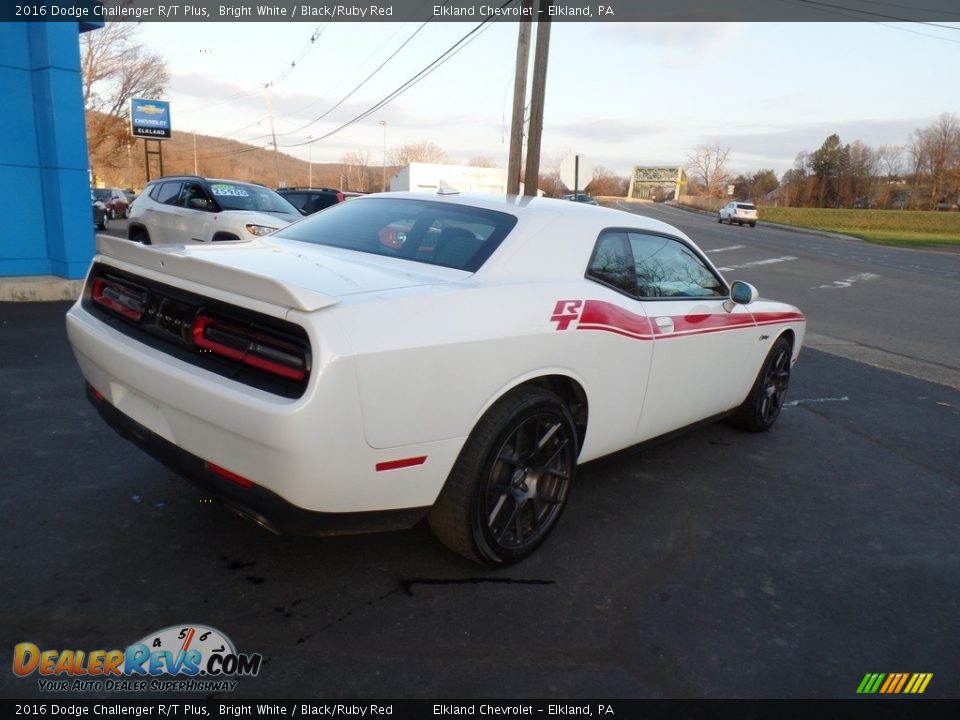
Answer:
[[273, 198, 517, 272], [736, 203, 756, 211]]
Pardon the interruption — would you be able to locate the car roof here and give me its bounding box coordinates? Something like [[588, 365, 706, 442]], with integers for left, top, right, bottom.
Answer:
[[353, 191, 653, 223], [351, 192, 690, 262], [147, 176, 271, 189]]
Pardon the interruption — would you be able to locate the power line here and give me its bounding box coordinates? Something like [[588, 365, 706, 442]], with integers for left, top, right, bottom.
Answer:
[[175, 24, 328, 120], [188, 8, 506, 163], [172, 18, 439, 159], [270, 20, 434, 140], [278, 14, 502, 151], [781, 0, 960, 27]]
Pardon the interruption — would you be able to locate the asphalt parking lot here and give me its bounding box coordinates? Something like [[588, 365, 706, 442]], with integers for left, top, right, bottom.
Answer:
[[1, 298, 958, 700]]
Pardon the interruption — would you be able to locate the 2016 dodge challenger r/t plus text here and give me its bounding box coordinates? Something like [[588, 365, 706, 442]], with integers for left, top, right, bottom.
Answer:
[[66, 191, 805, 565]]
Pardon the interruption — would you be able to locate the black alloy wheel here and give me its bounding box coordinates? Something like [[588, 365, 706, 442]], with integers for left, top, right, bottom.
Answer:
[[729, 336, 792, 432], [429, 387, 578, 565]]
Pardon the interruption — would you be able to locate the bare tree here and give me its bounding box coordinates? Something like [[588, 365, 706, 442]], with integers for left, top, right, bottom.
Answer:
[[845, 140, 877, 207], [389, 141, 449, 167], [686, 143, 731, 197], [81, 23, 169, 160], [468, 156, 497, 168], [876, 144, 904, 180], [342, 149, 371, 192], [589, 166, 629, 197], [910, 113, 960, 209]]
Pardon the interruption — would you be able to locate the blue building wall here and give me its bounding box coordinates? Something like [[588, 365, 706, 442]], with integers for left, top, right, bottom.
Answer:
[[0, 22, 100, 280]]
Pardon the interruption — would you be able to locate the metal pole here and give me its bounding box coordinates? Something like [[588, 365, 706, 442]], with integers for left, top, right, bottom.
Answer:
[[379, 120, 387, 191], [307, 136, 313, 186], [523, 2, 551, 197], [265, 83, 282, 188], [507, 0, 532, 196]]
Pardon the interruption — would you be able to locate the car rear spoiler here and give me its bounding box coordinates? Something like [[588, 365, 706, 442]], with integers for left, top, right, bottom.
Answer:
[[95, 236, 339, 313]]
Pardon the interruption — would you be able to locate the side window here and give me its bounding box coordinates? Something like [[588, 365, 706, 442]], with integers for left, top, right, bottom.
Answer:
[[154, 182, 182, 205], [283, 193, 309, 213], [628, 232, 725, 298], [178, 182, 213, 210], [586, 231, 637, 296]]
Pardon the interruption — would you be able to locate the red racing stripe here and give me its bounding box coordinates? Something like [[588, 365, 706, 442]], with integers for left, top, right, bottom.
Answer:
[[576, 300, 654, 339], [568, 301, 804, 341]]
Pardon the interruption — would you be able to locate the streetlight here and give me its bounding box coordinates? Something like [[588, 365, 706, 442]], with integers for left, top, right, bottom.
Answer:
[[379, 120, 387, 191], [306, 135, 313, 187]]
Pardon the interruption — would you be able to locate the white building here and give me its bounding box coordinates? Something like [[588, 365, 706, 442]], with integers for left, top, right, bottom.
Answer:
[[390, 163, 508, 194]]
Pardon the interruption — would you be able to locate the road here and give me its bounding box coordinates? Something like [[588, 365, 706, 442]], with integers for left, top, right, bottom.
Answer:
[[610, 201, 960, 390]]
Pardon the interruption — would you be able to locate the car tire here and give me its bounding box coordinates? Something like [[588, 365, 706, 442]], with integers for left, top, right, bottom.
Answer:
[[750, 222, 756, 228], [428, 387, 578, 565], [97, 216, 108, 231], [130, 230, 151, 245], [728, 336, 792, 432]]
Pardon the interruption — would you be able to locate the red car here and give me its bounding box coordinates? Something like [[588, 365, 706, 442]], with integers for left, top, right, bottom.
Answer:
[[92, 188, 130, 219]]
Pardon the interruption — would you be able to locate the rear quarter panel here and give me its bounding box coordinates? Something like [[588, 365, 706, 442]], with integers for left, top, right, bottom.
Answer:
[[336, 281, 655, 462]]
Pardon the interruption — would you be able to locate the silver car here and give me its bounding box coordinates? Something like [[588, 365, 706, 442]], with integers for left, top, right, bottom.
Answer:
[[718, 201, 758, 227]]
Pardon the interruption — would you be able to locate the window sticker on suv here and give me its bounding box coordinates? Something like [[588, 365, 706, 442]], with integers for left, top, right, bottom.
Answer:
[[210, 184, 250, 197]]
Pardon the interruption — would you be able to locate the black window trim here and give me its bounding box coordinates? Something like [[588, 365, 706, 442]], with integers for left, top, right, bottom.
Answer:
[[584, 227, 729, 302]]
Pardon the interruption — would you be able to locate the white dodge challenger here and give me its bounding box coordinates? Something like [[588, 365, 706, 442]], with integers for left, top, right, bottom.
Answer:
[[66, 191, 805, 565]]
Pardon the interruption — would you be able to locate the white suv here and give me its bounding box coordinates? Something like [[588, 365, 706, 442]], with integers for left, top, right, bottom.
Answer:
[[127, 176, 302, 244], [718, 201, 758, 227]]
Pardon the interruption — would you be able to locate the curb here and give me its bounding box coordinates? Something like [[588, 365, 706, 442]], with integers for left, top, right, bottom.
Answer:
[[0, 277, 83, 302]]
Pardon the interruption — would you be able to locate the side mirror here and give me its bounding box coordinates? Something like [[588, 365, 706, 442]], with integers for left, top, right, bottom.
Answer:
[[724, 280, 758, 313]]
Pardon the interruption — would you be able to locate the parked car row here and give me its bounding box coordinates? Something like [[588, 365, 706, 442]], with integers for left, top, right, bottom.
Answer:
[[92, 187, 134, 219], [91, 191, 108, 231]]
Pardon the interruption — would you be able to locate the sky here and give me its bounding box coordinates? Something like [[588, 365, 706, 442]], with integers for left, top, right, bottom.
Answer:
[[135, 20, 960, 179]]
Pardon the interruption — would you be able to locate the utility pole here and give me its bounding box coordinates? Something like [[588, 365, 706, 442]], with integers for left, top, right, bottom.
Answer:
[[523, 0, 552, 197], [307, 135, 313, 186], [379, 120, 387, 191], [507, 0, 532, 196], [265, 82, 283, 188]]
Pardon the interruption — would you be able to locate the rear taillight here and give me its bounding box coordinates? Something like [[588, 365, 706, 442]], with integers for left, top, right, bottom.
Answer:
[[206, 461, 254, 488], [192, 313, 308, 381], [91, 276, 146, 321], [336, 192, 345, 203]]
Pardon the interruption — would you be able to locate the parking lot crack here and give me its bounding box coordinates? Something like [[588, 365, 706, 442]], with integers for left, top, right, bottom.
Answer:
[[400, 577, 555, 596]]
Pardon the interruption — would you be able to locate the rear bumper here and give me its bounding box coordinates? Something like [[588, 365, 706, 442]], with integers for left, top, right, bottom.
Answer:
[[87, 383, 429, 536]]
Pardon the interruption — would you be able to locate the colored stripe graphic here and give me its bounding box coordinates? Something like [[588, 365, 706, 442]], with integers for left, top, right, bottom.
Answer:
[[857, 673, 932, 694], [570, 300, 804, 342]]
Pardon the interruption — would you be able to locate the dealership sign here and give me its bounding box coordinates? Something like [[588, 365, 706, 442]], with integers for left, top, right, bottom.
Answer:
[[130, 98, 171, 140]]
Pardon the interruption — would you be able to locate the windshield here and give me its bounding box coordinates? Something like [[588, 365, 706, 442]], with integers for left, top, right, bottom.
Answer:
[[92, 189, 111, 201], [208, 182, 298, 215], [273, 197, 518, 272]]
